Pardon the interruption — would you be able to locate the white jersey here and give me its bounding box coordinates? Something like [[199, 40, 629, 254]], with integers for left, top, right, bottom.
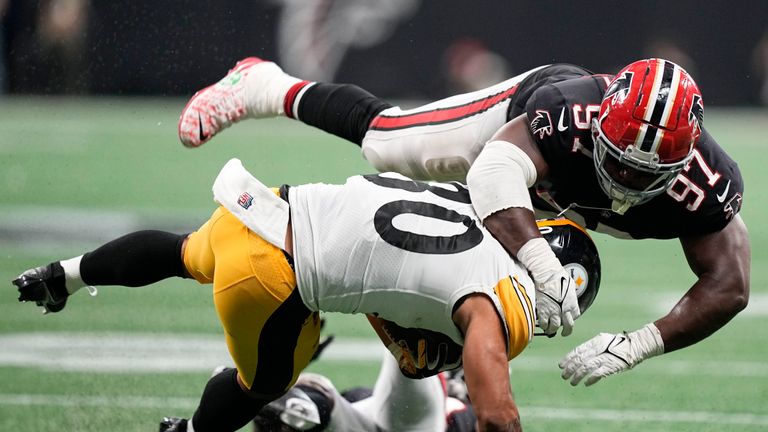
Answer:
[[289, 173, 536, 347]]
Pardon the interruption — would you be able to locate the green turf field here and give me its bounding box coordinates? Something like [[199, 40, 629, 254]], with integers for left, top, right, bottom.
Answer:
[[1, 98, 766, 431]]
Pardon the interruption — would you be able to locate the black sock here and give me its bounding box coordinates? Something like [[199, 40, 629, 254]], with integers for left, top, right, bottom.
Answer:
[[79, 230, 188, 287], [191, 368, 268, 432], [297, 83, 392, 145]]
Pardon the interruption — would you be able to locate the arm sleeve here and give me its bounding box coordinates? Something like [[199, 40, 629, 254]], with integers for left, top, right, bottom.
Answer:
[[466, 140, 537, 221]]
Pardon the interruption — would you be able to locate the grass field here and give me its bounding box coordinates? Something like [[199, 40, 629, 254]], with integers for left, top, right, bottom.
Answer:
[[0, 98, 766, 431]]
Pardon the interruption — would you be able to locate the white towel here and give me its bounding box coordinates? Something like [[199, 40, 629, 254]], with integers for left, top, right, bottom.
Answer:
[[212, 158, 289, 250]]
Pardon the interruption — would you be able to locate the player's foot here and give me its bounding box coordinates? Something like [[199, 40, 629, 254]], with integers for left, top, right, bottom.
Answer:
[[159, 417, 188, 432], [12, 262, 69, 313], [178, 57, 302, 148]]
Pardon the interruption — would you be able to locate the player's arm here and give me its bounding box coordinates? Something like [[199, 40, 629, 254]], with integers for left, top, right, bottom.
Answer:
[[466, 115, 580, 336], [658, 214, 750, 351], [468, 115, 547, 254], [453, 294, 521, 432], [560, 216, 750, 386]]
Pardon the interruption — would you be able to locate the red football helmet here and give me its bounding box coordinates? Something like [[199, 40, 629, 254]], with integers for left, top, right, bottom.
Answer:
[[592, 58, 704, 214]]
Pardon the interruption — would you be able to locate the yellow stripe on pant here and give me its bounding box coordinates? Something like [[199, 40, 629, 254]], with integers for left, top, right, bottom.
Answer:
[[183, 205, 320, 399]]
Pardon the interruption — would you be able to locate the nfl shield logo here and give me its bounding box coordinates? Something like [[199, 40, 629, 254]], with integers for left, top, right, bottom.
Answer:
[[237, 192, 254, 209]]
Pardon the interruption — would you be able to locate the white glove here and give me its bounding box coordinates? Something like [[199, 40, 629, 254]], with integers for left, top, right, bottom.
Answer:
[[517, 238, 580, 336], [559, 323, 665, 386]]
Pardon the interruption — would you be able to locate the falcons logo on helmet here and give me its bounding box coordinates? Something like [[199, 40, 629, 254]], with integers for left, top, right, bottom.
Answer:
[[530, 110, 553, 139], [688, 94, 704, 131], [604, 71, 633, 103]]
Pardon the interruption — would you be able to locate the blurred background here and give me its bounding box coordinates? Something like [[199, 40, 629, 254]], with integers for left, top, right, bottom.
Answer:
[[2, 0, 768, 104], [1, 2, 767, 431]]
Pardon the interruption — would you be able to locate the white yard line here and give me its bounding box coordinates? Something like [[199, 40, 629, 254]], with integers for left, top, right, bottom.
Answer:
[[0, 393, 766, 426], [0, 393, 198, 410], [522, 407, 768, 426], [1, 332, 767, 378]]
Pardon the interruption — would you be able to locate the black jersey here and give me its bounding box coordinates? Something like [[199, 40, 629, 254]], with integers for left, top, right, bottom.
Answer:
[[514, 66, 744, 239]]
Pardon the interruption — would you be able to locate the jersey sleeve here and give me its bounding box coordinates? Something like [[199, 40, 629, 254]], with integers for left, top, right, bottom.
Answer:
[[524, 84, 573, 158]]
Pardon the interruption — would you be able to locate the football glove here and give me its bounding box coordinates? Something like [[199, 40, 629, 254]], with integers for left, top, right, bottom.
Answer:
[[517, 238, 580, 336], [380, 319, 463, 379], [559, 323, 665, 386], [535, 267, 580, 336]]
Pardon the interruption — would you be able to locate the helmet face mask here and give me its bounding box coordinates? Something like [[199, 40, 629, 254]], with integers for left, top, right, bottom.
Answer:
[[593, 58, 703, 214], [592, 117, 693, 214]]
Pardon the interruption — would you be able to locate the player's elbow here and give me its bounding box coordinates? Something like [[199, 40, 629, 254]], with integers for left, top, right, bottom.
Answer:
[[719, 217, 751, 316], [714, 271, 750, 319], [727, 277, 750, 316]]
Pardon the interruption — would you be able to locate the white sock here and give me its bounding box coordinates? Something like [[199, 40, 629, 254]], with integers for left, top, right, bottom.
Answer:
[[243, 62, 302, 117], [187, 418, 195, 432], [59, 256, 86, 295]]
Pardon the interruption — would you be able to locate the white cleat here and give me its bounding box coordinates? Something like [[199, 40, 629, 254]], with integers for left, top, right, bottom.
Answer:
[[178, 57, 299, 148]]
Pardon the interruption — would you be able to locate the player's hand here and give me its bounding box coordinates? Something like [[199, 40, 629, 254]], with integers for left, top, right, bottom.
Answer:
[[534, 267, 580, 336], [559, 324, 665, 386], [377, 319, 463, 379]]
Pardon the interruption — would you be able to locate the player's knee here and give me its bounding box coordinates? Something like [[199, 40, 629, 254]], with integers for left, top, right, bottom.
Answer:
[[361, 144, 396, 174], [361, 131, 475, 181]]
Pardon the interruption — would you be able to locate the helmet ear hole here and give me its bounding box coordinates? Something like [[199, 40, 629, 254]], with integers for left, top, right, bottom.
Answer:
[[536, 218, 601, 314]]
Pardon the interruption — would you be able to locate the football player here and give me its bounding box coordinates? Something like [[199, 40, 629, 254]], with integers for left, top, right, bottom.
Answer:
[[178, 57, 750, 386], [12, 160, 601, 432], [249, 354, 479, 432]]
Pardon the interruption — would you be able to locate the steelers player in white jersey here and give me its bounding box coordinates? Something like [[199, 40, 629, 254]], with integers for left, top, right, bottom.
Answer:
[[12, 159, 599, 432]]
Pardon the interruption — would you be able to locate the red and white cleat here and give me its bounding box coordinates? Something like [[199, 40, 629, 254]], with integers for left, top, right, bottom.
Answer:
[[178, 57, 299, 148]]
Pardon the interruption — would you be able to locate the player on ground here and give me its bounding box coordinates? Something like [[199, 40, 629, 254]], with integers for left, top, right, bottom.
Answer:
[[178, 57, 750, 386], [11, 159, 600, 432], [249, 354, 478, 432]]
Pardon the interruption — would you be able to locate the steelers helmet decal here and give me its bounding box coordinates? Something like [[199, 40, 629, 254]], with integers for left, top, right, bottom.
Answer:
[[536, 218, 601, 314]]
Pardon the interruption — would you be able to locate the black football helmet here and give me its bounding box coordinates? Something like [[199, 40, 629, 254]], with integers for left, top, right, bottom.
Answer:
[[536, 218, 601, 314]]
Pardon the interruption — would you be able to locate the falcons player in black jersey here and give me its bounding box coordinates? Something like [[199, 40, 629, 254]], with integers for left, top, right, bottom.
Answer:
[[178, 57, 749, 389]]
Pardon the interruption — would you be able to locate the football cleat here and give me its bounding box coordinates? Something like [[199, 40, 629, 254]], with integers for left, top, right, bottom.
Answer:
[[12, 262, 69, 314], [178, 57, 299, 148], [159, 416, 188, 432]]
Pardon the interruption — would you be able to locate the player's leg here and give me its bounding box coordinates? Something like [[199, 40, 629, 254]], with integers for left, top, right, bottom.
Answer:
[[178, 55, 392, 149], [252, 372, 380, 432], [353, 353, 447, 432], [359, 65, 548, 181], [176, 207, 321, 432], [179, 56, 548, 182], [179, 58, 302, 148], [12, 230, 190, 313]]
